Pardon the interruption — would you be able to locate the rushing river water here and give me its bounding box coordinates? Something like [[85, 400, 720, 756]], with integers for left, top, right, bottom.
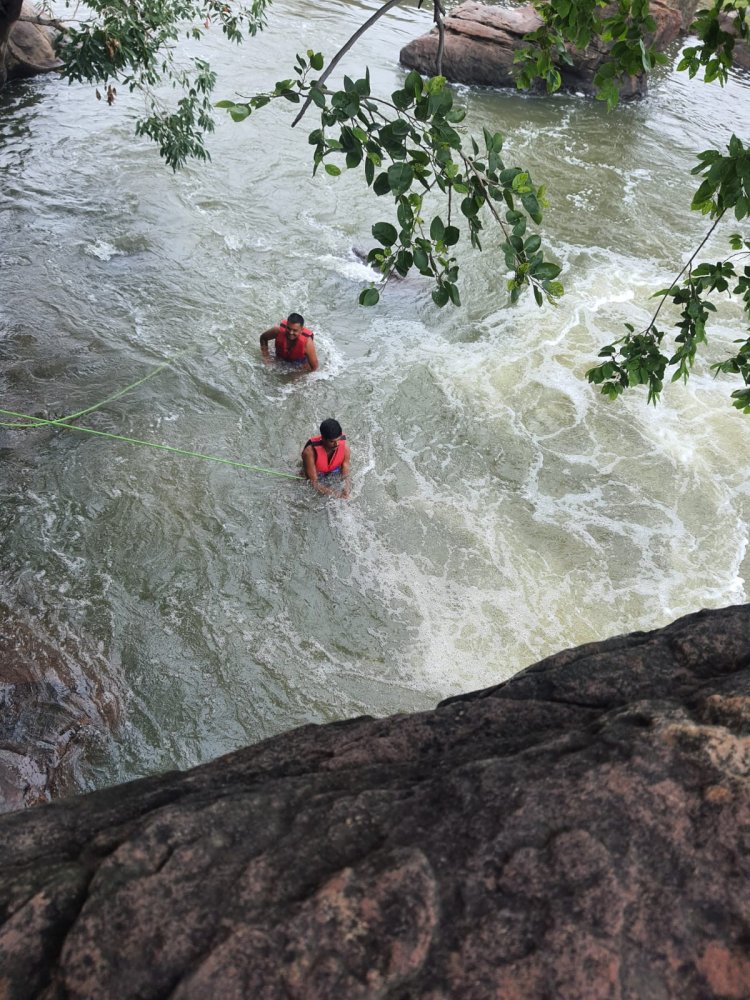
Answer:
[[1, 0, 749, 790]]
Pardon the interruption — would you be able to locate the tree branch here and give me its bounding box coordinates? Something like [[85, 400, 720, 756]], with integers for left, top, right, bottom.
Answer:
[[291, 0, 405, 128], [433, 0, 445, 76], [644, 212, 724, 333], [19, 13, 67, 30]]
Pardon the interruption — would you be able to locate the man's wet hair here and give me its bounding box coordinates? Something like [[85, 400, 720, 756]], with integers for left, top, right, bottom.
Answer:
[[320, 418, 342, 441], [287, 312, 304, 326]]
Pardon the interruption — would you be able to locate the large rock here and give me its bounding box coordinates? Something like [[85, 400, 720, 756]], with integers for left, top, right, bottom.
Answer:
[[0, 602, 125, 813], [1, 603, 750, 998], [400, 0, 687, 97], [1, 0, 61, 86]]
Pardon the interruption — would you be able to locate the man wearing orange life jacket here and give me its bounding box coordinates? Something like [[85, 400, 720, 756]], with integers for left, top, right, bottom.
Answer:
[[301, 418, 351, 499], [259, 312, 319, 371]]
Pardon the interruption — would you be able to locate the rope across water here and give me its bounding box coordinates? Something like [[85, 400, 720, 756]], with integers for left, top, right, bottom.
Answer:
[[0, 352, 304, 482]]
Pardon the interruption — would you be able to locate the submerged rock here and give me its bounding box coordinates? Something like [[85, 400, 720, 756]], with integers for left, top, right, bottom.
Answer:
[[1, 603, 749, 998], [0, 602, 125, 813]]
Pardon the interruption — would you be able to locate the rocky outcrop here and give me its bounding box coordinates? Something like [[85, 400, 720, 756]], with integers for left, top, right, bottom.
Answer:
[[400, 0, 694, 97], [0, 0, 61, 87], [1, 603, 750, 998], [0, 602, 125, 813]]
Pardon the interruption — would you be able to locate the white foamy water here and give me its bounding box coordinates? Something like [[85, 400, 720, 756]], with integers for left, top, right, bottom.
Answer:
[[1, 0, 748, 786]]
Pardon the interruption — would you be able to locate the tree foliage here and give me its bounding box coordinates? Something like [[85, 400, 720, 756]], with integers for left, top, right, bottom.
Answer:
[[54, 0, 270, 168], [217, 59, 562, 310], [512, 0, 750, 411], [586, 143, 750, 412], [42, 0, 750, 410]]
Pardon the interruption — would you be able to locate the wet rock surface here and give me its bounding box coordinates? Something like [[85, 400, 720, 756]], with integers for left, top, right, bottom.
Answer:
[[1, 603, 750, 998], [0, 602, 125, 813]]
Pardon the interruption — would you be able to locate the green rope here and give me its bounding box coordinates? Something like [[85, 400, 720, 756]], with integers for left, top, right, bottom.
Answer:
[[0, 349, 191, 430], [0, 407, 303, 481]]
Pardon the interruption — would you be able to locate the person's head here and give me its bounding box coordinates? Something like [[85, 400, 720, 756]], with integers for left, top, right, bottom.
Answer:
[[320, 418, 342, 442], [285, 312, 304, 339]]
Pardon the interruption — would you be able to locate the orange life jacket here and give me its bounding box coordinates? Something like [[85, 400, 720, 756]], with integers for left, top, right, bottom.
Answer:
[[303, 435, 347, 475], [276, 319, 314, 362]]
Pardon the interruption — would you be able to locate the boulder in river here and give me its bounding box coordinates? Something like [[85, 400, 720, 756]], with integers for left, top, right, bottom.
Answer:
[[400, 0, 691, 97], [1, 602, 749, 998]]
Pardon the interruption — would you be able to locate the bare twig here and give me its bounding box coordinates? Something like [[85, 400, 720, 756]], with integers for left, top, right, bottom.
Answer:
[[433, 0, 445, 76], [291, 0, 405, 128], [19, 12, 67, 30], [643, 212, 724, 334], [462, 155, 511, 241]]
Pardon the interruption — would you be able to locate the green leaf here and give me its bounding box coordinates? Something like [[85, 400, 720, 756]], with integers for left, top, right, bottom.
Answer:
[[430, 216, 446, 241], [425, 75, 447, 95], [532, 262, 562, 280], [392, 89, 413, 111], [359, 287, 380, 307], [413, 246, 430, 271], [372, 221, 398, 246], [355, 73, 371, 97], [397, 199, 414, 228], [325, 163, 341, 176], [524, 234, 541, 253], [310, 86, 326, 108], [521, 193, 542, 224], [432, 286, 450, 307], [404, 69, 423, 98], [387, 162, 414, 196], [444, 226, 460, 246], [394, 249, 413, 275]]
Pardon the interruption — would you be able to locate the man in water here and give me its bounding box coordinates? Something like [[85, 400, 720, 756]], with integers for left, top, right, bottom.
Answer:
[[302, 418, 350, 498], [260, 313, 319, 371]]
